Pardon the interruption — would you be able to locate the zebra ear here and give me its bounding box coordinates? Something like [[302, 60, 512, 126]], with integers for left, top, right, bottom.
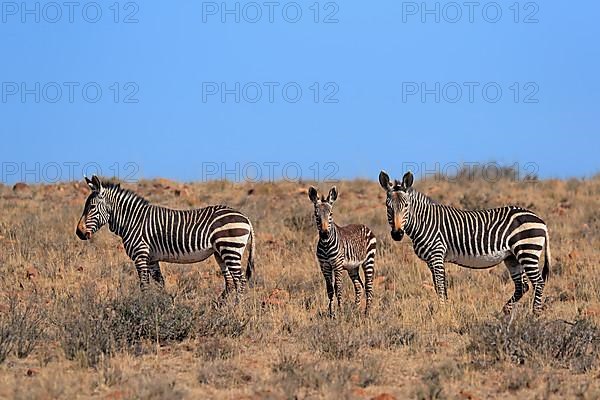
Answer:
[[90, 175, 103, 192], [308, 186, 319, 203], [402, 171, 414, 189], [327, 186, 338, 204], [379, 170, 392, 191], [84, 176, 94, 190]]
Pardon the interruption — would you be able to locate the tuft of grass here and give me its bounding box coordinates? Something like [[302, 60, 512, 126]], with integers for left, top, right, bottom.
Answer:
[[197, 359, 253, 388], [414, 361, 465, 400], [196, 302, 251, 338], [128, 374, 185, 400], [271, 353, 384, 398], [304, 317, 416, 360], [195, 337, 237, 361], [468, 313, 600, 372], [0, 296, 45, 364], [56, 286, 196, 367]]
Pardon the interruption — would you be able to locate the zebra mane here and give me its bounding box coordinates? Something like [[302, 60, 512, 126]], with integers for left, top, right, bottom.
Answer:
[[408, 188, 436, 205], [102, 181, 150, 206]]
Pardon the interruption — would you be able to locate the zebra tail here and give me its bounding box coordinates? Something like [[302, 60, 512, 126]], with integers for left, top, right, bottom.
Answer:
[[245, 221, 255, 282], [542, 230, 551, 282]]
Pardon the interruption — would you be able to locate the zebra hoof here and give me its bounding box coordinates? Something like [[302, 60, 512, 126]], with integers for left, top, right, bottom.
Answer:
[[502, 303, 513, 315]]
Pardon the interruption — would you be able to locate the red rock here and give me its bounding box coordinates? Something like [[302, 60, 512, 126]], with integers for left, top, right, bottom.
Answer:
[[262, 288, 290, 307], [458, 390, 480, 400], [26, 266, 38, 279], [582, 306, 600, 317], [105, 390, 125, 400], [13, 182, 29, 192]]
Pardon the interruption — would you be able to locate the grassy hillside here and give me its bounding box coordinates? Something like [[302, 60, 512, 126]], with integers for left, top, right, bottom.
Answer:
[[0, 175, 599, 399]]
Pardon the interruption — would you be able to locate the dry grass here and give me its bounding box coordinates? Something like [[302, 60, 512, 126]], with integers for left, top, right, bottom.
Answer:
[[0, 175, 599, 399]]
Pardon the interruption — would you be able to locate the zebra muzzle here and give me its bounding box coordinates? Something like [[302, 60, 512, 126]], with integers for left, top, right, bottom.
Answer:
[[76, 225, 92, 240], [391, 229, 404, 241]]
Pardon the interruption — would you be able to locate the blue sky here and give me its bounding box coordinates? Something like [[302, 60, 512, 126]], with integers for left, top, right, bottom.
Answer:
[[0, 1, 598, 184]]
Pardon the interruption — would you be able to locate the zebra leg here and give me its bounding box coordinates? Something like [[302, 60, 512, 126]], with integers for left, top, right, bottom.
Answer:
[[214, 253, 235, 299], [321, 264, 335, 317], [348, 268, 364, 307], [362, 257, 375, 315], [427, 258, 448, 302], [502, 256, 526, 314], [149, 262, 165, 289], [333, 265, 344, 310], [134, 258, 151, 291], [225, 255, 246, 295], [522, 260, 545, 313]]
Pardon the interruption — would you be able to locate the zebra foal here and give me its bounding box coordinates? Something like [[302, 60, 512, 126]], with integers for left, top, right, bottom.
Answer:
[[308, 186, 377, 316], [379, 171, 551, 313], [76, 176, 255, 297]]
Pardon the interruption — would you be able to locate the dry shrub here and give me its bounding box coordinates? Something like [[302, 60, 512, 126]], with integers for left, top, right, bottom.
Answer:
[[11, 371, 84, 400], [505, 367, 534, 392], [197, 359, 253, 388], [96, 356, 124, 387], [283, 213, 313, 233], [109, 290, 196, 344], [56, 286, 196, 367], [468, 314, 600, 372], [0, 296, 45, 363], [196, 302, 251, 338], [414, 361, 465, 400], [272, 353, 384, 398], [195, 337, 236, 361], [415, 370, 444, 400], [127, 374, 185, 400], [304, 316, 415, 360]]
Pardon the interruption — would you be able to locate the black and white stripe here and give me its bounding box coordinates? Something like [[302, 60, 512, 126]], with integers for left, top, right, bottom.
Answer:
[[379, 171, 551, 313], [309, 186, 377, 316], [76, 176, 255, 296]]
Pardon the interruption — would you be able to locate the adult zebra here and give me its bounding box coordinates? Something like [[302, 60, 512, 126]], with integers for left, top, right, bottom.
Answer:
[[76, 176, 255, 296], [379, 171, 551, 313]]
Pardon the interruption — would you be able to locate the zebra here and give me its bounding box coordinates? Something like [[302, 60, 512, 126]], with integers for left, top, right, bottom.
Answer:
[[308, 186, 377, 316], [378, 170, 551, 313], [75, 175, 255, 297]]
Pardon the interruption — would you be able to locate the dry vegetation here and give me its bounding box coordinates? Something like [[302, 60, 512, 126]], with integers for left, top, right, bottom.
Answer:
[[0, 173, 599, 399]]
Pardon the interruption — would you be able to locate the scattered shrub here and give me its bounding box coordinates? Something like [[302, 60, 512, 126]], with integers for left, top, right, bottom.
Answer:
[[468, 314, 600, 372], [505, 367, 534, 392], [272, 353, 382, 398], [197, 360, 252, 388], [56, 286, 196, 367], [414, 361, 465, 400], [0, 296, 45, 363], [196, 303, 250, 338], [128, 374, 185, 400], [196, 337, 236, 361], [305, 318, 416, 360]]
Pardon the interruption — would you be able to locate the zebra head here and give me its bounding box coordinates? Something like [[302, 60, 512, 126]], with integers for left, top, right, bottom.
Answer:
[[308, 186, 338, 238], [76, 175, 112, 240], [379, 170, 414, 241]]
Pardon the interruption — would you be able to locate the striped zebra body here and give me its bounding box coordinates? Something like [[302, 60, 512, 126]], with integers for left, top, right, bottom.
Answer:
[[76, 176, 255, 296], [379, 171, 550, 313], [309, 186, 377, 315]]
